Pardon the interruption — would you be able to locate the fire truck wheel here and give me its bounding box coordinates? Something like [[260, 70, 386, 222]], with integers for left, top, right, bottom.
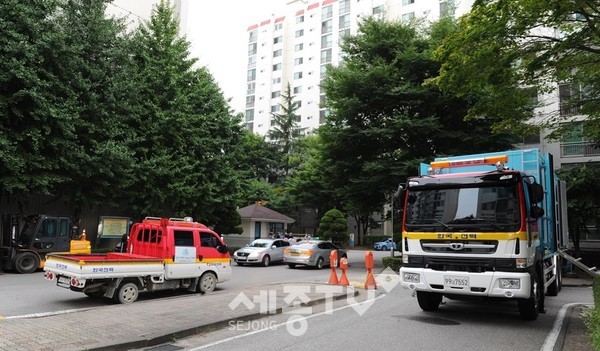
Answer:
[[547, 257, 562, 296], [416, 291, 442, 312], [518, 270, 541, 320], [114, 282, 139, 304], [15, 252, 39, 274], [199, 272, 217, 293]]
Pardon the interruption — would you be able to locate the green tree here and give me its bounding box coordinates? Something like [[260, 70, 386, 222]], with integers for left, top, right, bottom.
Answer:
[[268, 83, 304, 176], [320, 18, 516, 244], [317, 208, 348, 246], [432, 0, 600, 142], [0, 0, 135, 217], [127, 0, 243, 229]]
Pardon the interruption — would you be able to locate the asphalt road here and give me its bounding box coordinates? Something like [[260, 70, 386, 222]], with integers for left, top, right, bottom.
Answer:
[[0, 249, 394, 318]]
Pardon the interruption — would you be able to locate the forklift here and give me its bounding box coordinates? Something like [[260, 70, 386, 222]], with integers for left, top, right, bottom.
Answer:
[[0, 214, 90, 274]]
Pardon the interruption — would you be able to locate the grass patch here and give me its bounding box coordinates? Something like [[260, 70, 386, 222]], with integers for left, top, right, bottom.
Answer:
[[585, 275, 600, 350]]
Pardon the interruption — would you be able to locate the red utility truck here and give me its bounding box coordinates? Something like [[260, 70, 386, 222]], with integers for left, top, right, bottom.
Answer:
[[43, 217, 232, 304]]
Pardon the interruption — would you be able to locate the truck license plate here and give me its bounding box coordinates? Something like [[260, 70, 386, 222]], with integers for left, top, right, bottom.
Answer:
[[444, 276, 469, 288], [57, 275, 70, 288]]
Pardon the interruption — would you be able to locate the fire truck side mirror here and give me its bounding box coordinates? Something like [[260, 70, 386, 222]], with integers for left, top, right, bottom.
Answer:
[[393, 185, 405, 208], [217, 244, 229, 254], [530, 205, 545, 218], [531, 183, 544, 203]]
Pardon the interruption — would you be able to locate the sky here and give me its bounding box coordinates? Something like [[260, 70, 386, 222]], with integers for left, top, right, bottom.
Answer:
[[186, 1, 288, 115]]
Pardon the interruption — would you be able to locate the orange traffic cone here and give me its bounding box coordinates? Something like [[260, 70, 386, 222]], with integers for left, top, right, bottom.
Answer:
[[364, 251, 377, 289], [328, 250, 339, 285], [339, 257, 349, 286]]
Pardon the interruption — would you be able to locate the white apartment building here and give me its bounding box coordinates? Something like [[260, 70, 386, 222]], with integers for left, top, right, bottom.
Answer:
[[243, 0, 474, 137], [105, 0, 187, 34]]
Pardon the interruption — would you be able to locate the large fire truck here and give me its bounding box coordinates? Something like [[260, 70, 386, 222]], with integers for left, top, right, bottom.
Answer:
[[397, 148, 568, 320]]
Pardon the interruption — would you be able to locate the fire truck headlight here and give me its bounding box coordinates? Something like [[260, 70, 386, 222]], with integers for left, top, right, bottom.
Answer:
[[515, 258, 527, 268], [403, 272, 420, 283], [499, 278, 520, 289]]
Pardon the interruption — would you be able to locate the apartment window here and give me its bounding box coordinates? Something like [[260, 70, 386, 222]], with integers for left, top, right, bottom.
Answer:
[[295, 29, 304, 38], [296, 15, 304, 24], [294, 72, 303, 79], [522, 132, 540, 145], [248, 42, 257, 56], [273, 49, 282, 57], [373, 5, 384, 15], [562, 122, 585, 156], [321, 19, 332, 34], [273, 63, 282, 71], [249, 30, 258, 42], [319, 109, 328, 124], [403, 0, 415, 4], [293, 101, 302, 108], [246, 95, 255, 108], [339, 14, 350, 29], [402, 12, 415, 21], [559, 83, 582, 116], [247, 82, 256, 95], [339, 0, 350, 14], [271, 105, 281, 113], [293, 86, 302, 94], [271, 90, 281, 98], [322, 5, 333, 20], [321, 34, 332, 49], [295, 57, 304, 65], [247, 69, 256, 82], [274, 23, 283, 31], [245, 109, 254, 122], [295, 43, 304, 52], [320, 65, 328, 79], [274, 36, 283, 44], [320, 94, 326, 106], [248, 55, 256, 66], [320, 49, 332, 64], [273, 77, 281, 84], [339, 28, 351, 38]]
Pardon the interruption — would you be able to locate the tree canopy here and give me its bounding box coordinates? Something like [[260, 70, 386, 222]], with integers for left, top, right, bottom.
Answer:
[[318, 17, 517, 242], [432, 0, 600, 141]]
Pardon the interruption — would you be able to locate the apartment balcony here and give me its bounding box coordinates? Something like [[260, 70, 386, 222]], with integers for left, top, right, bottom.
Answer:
[[561, 141, 600, 157]]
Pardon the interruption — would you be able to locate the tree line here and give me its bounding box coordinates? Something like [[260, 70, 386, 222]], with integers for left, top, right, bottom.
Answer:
[[1, 0, 598, 242]]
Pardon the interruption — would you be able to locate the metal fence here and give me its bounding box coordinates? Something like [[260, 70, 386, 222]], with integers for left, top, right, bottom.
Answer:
[[561, 141, 600, 157]]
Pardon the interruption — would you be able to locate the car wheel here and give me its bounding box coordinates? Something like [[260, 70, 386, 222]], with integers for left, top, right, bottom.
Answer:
[[315, 257, 324, 269], [114, 282, 139, 304], [199, 272, 217, 294], [382, 246, 389, 251], [262, 255, 271, 267], [288, 264, 296, 269]]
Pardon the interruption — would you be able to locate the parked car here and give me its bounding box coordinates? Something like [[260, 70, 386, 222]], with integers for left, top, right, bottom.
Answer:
[[232, 238, 291, 267], [373, 238, 397, 251], [283, 240, 346, 269]]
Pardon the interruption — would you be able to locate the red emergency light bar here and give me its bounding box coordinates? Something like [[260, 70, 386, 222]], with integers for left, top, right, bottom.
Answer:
[[430, 155, 508, 169]]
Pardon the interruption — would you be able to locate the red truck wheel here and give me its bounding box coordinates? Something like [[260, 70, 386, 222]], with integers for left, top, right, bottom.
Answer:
[[198, 272, 217, 293], [114, 282, 139, 304]]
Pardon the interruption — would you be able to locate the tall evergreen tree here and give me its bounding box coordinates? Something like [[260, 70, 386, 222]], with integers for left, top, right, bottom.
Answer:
[[128, 0, 243, 230], [268, 83, 304, 176]]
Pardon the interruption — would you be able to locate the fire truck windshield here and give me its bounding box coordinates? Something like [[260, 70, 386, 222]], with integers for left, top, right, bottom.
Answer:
[[404, 184, 521, 232]]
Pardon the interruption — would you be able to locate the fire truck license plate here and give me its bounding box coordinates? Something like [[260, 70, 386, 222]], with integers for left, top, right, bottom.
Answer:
[[444, 276, 469, 288]]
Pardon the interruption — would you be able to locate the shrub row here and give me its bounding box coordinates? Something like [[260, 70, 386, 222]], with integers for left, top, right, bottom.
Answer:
[[585, 275, 600, 350]]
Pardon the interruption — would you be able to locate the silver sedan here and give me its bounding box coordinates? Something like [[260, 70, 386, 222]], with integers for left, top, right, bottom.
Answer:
[[232, 238, 291, 267], [283, 240, 347, 269]]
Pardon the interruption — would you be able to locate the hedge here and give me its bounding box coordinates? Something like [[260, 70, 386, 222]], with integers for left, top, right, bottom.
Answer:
[[585, 275, 600, 350], [382, 256, 403, 273]]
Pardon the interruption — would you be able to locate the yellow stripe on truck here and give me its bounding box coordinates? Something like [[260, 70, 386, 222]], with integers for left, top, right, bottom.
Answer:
[[402, 231, 528, 241]]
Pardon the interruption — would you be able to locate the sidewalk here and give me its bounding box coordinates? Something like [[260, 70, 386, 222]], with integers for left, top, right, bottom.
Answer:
[[0, 277, 594, 351], [0, 282, 356, 351]]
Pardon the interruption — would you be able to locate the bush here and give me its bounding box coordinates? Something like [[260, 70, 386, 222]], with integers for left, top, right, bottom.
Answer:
[[382, 256, 403, 273], [317, 209, 349, 246], [586, 275, 600, 350]]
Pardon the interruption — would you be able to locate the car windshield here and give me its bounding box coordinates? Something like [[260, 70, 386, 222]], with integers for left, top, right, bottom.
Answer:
[[405, 184, 521, 232], [249, 241, 272, 248]]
